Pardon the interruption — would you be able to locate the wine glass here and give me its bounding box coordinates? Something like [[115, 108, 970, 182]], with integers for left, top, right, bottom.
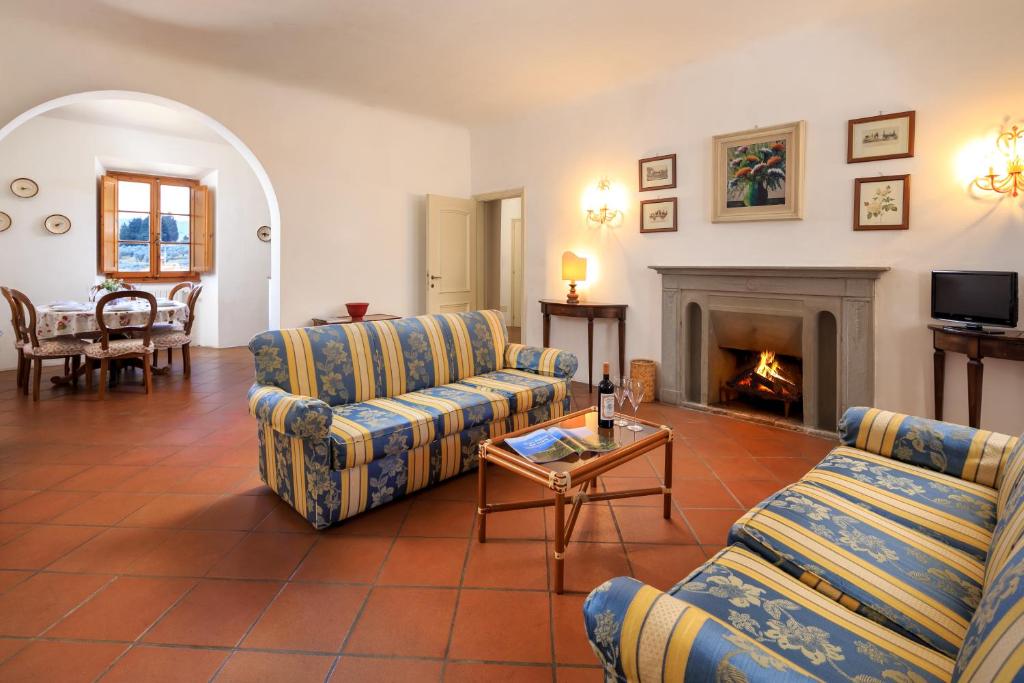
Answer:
[[613, 377, 630, 427], [627, 378, 645, 431]]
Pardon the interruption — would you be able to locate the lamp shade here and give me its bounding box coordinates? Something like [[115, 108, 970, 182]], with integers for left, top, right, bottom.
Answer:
[[561, 251, 587, 281]]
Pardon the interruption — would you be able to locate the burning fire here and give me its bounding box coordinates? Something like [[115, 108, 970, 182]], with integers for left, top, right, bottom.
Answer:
[[753, 350, 795, 387]]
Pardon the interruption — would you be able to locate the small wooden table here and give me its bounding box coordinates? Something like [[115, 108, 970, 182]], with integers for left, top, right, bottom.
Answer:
[[477, 407, 672, 593], [931, 324, 1024, 428], [311, 313, 400, 326], [539, 299, 627, 392]]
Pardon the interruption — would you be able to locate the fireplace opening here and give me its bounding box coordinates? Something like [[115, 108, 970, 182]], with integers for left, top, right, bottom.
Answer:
[[719, 349, 803, 420]]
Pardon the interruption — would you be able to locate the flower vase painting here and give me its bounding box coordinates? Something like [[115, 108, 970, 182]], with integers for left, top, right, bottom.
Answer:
[[712, 121, 805, 222]]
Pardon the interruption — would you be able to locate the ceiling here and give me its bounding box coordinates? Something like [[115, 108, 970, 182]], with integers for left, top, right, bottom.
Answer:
[[42, 100, 226, 144], [12, 0, 915, 125]]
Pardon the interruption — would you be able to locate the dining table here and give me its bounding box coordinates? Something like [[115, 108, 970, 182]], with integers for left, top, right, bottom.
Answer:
[[35, 297, 189, 385]]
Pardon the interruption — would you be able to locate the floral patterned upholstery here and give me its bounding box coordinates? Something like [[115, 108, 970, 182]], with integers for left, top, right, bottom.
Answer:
[[83, 339, 154, 358], [150, 331, 191, 349], [23, 335, 86, 358], [247, 311, 577, 528], [803, 446, 996, 561], [731, 481, 984, 657], [585, 546, 954, 683], [954, 543, 1024, 681]]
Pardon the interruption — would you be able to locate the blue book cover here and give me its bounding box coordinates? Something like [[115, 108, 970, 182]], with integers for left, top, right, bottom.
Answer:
[[505, 426, 617, 464]]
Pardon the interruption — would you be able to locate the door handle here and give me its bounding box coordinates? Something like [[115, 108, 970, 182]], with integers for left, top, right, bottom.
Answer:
[[429, 275, 441, 280]]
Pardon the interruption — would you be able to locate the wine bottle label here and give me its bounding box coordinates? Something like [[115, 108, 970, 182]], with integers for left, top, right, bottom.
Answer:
[[600, 394, 615, 420]]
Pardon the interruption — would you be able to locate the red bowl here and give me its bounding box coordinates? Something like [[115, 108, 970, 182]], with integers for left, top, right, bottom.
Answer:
[[345, 302, 369, 320]]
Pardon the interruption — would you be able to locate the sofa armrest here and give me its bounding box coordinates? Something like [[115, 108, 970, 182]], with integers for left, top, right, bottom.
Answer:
[[247, 384, 332, 440], [584, 577, 816, 682], [839, 406, 1019, 487], [504, 343, 578, 380]]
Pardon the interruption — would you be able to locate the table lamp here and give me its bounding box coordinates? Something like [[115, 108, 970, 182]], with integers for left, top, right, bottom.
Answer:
[[561, 251, 587, 304]]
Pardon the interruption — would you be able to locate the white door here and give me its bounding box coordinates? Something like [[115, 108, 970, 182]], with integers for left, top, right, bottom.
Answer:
[[426, 194, 476, 314], [510, 217, 524, 327]]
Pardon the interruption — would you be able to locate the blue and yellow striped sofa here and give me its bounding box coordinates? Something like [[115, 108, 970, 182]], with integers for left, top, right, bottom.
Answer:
[[247, 310, 577, 529], [584, 407, 1024, 682]]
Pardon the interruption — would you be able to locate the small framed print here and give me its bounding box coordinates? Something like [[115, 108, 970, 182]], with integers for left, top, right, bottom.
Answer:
[[639, 197, 677, 233], [848, 111, 915, 163], [638, 154, 676, 191], [854, 174, 910, 230]]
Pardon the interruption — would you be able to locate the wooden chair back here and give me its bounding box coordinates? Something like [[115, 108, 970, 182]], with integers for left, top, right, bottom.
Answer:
[[183, 284, 203, 335], [169, 282, 193, 303], [95, 291, 157, 350], [3, 288, 40, 348]]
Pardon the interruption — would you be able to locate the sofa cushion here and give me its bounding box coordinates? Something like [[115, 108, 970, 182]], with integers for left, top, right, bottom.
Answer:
[[329, 378, 543, 470], [803, 446, 996, 561], [731, 481, 985, 658], [249, 310, 508, 405], [985, 471, 1024, 585], [954, 543, 1024, 682], [457, 368, 570, 413], [661, 545, 955, 682]]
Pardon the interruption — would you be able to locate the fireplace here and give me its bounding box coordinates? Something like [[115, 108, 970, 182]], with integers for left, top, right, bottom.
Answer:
[[651, 266, 888, 433]]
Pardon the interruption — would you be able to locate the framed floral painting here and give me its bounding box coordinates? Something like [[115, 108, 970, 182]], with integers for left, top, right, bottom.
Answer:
[[638, 154, 676, 191], [853, 174, 910, 230], [639, 197, 677, 233], [848, 111, 915, 163], [712, 121, 805, 222]]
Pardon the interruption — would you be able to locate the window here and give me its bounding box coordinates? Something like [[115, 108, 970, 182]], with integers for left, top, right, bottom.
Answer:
[[99, 172, 212, 279]]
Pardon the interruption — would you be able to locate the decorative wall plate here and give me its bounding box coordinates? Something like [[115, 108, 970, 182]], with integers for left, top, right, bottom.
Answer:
[[257, 225, 271, 242], [44, 214, 71, 235], [0, 212, 10, 232], [10, 178, 38, 198]]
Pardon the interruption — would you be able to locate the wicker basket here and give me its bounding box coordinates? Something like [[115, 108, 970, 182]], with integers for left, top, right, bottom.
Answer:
[[630, 359, 656, 403]]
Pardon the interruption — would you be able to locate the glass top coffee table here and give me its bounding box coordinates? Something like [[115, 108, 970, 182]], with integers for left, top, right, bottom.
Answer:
[[477, 406, 673, 593]]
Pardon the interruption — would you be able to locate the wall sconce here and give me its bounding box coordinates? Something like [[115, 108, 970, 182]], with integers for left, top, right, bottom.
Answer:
[[561, 251, 587, 304], [972, 125, 1024, 197], [583, 177, 624, 227]]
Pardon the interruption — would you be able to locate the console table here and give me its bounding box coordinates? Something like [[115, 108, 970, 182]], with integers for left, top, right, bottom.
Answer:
[[930, 324, 1024, 428], [540, 299, 627, 392], [311, 313, 400, 326]]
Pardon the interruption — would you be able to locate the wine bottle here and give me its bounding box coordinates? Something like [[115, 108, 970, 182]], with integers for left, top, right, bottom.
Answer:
[[597, 362, 615, 429]]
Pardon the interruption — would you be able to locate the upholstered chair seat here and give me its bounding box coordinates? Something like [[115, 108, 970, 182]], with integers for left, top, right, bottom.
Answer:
[[24, 336, 87, 357], [83, 339, 154, 358], [150, 331, 190, 349]]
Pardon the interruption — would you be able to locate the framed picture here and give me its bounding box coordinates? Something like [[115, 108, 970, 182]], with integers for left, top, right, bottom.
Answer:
[[847, 111, 915, 163], [712, 121, 805, 223], [638, 154, 676, 191], [640, 197, 677, 233], [854, 174, 910, 230]]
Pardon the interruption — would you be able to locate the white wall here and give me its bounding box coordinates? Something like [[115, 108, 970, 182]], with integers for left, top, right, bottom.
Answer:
[[0, 114, 271, 369], [470, 3, 1024, 434], [0, 14, 471, 333]]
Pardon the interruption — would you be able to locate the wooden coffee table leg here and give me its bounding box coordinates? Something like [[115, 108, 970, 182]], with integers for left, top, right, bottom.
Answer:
[[663, 438, 673, 520], [477, 456, 487, 543], [554, 491, 565, 594]]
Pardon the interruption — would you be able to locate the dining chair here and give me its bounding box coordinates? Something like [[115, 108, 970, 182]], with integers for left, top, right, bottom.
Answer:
[[151, 284, 202, 377], [153, 282, 193, 366], [84, 291, 157, 399], [3, 287, 87, 401], [1, 287, 27, 390]]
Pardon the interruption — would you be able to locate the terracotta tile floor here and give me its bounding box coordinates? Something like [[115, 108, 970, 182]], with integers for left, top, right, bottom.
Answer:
[[0, 347, 837, 681]]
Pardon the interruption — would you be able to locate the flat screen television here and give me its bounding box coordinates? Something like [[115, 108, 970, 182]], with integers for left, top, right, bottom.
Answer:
[[931, 270, 1018, 330]]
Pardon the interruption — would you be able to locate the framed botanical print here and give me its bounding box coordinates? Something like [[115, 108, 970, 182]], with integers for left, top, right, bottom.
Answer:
[[639, 197, 677, 233], [712, 121, 805, 222], [854, 174, 910, 230], [638, 154, 676, 191], [848, 111, 915, 163]]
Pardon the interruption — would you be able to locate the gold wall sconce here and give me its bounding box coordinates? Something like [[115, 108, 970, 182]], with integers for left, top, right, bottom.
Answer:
[[583, 177, 624, 227], [972, 125, 1024, 197]]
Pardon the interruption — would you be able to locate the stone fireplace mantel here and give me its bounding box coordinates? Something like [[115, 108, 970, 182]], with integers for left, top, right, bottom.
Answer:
[[650, 265, 889, 432]]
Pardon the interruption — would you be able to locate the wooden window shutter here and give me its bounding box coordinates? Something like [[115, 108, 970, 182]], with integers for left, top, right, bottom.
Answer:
[[99, 175, 118, 273], [191, 185, 213, 272]]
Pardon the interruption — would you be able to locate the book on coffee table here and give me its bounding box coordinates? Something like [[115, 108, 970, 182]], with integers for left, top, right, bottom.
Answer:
[[504, 425, 618, 464]]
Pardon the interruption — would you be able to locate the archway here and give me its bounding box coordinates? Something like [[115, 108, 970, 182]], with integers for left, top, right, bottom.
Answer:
[[0, 89, 281, 328]]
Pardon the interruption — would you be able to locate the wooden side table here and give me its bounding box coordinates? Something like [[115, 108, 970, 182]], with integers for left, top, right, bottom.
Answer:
[[930, 324, 1024, 428], [311, 313, 400, 326], [539, 299, 627, 392]]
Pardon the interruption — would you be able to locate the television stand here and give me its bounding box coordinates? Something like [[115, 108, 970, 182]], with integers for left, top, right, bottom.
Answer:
[[930, 324, 1024, 427]]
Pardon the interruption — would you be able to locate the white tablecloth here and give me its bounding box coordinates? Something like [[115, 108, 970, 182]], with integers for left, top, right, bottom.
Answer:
[[35, 301, 188, 340]]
